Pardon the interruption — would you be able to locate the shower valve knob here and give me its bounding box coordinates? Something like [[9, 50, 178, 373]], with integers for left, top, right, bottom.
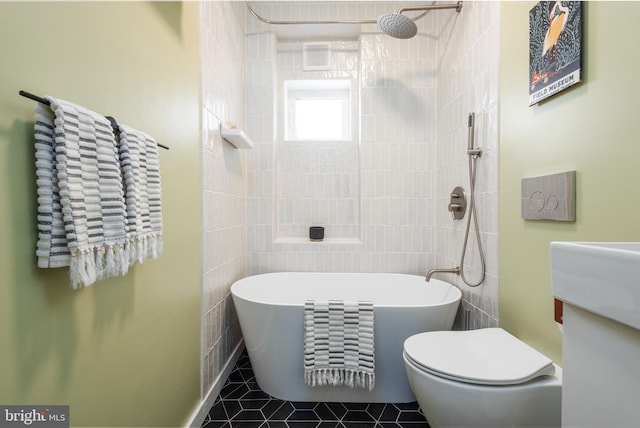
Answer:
[[448, 203, 462, 220], [449, 186, 467, 220]]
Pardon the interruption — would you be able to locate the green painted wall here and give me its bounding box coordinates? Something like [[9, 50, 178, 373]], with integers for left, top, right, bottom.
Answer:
[[499, 2, 640, 364], [0, 2, 202, 426]]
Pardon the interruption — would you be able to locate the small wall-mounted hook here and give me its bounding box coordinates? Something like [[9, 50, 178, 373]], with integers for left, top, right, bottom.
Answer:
[[448, 186, 466, 220]]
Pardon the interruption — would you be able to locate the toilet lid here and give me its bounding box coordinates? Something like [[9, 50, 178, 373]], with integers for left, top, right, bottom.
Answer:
[[404, 328, 555, 386]]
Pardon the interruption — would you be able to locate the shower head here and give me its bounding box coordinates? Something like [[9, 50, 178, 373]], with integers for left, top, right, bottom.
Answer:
[[377, 2, 464, 39], [377, 13, 418, 39]]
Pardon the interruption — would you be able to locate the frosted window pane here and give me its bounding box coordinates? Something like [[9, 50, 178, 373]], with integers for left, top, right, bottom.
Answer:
[[295, 99, 343, 140]]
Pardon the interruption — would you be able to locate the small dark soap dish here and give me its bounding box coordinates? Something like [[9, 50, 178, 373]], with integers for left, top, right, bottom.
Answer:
[[309, 226, 324, 241]]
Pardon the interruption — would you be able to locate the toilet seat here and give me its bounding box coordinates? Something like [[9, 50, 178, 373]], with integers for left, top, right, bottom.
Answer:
[[404, 328, 555, 386]]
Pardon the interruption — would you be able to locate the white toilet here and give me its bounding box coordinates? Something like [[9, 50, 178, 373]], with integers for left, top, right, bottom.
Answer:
[[403, 328, 562, 428]]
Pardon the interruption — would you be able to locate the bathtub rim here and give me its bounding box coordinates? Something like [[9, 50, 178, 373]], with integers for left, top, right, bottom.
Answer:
[[230, 272, 462, 308]]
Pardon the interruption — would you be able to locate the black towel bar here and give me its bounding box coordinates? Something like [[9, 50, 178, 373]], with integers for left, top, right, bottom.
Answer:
[[19, 90, 170, 150]]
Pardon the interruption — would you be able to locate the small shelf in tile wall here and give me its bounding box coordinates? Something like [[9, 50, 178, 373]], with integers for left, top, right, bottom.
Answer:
[[274, 237, 362, 245], [220, 123, 254, 149]]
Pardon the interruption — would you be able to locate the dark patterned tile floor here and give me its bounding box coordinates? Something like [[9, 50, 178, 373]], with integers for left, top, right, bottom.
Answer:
[[202, 351, 429, 428]]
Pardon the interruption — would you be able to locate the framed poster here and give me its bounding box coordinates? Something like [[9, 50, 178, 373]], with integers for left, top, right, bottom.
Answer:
[[529, 1, 582, 105]]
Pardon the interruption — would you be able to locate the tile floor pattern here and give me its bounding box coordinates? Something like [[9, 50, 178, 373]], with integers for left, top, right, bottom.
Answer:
[[202, 351, 429, 428]]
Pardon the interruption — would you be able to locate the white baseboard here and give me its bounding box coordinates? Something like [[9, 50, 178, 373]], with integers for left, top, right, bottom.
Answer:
[[184, 340, 245, 428]]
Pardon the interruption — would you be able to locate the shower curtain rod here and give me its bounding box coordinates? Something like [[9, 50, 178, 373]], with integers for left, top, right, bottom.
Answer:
[[246, 1, 462, 26], [19, 90, 170, 150]]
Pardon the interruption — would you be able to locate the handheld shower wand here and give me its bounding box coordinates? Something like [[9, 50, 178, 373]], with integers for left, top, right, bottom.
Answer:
[[467, 113, 482, 157], [459, 113, 486, 287], [426, 113, 486, 287]]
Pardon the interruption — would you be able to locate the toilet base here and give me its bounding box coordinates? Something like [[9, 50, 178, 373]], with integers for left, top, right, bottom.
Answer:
[[403, 352, 562, 428]]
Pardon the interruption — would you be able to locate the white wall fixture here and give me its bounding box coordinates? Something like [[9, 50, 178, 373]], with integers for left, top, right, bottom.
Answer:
[[220, 123, 254, 149], [302, 42, 331, 71]]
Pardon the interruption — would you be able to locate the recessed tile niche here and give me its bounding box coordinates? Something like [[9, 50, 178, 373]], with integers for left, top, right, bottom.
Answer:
[[275, 39, 361, 243]]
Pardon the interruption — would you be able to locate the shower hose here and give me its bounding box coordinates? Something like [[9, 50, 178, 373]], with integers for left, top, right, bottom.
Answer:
[[460, 113, 486, 288]]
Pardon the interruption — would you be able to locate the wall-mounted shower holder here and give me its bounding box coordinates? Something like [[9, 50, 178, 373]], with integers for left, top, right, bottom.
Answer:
[[448, 186, 466, 220]]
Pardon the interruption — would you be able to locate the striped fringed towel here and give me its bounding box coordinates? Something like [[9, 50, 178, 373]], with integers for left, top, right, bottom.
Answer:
[[35, 97, 128, 288], [116, 124, 163, 264], [304, 300, 375, 391], [35, 104, 69, 268]]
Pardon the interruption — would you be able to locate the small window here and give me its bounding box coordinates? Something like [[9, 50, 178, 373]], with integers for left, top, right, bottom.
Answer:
[[285, 80, 351, 141]]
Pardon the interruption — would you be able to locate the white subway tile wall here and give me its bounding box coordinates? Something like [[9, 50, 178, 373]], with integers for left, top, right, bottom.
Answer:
[[276, 40, 360, 241], [245, 1, 499, 329], [434, 1, 500, 329], [200, 1, 248, 397], [247, 2, 439, 277]]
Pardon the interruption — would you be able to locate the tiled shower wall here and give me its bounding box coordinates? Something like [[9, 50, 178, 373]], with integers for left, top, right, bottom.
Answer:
[[200, 1, 248, 397], [246, 2, 438, 276], [434, 2, 500, 329], [245, 1, 499, 330], [276, 39, 360, 241]]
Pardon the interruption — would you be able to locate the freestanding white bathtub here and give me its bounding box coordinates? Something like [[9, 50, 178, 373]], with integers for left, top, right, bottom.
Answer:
[[231, 272, 462, 403]]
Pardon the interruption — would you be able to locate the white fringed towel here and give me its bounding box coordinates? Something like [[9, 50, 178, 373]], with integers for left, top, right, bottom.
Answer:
[[35, 96, 128, 288], [117, 124, 163, 265], [304, 300, 375, 390]]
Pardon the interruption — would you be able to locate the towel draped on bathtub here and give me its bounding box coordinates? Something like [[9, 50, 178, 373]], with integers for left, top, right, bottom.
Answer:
[[303, 300, 375, 391]]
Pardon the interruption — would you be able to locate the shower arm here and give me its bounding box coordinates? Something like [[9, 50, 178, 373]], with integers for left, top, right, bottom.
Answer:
[[398, 3, 463, 14], [246, 1, 461, 26]]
